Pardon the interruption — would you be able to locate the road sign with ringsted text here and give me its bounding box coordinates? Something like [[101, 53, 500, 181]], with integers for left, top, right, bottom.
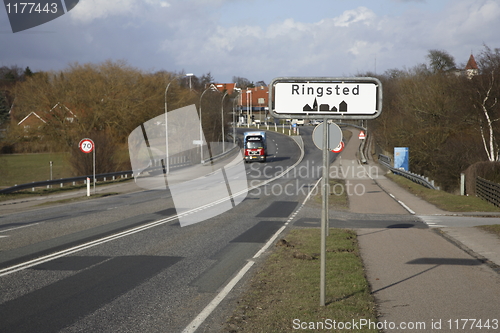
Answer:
[[269, 77, 382, 120]]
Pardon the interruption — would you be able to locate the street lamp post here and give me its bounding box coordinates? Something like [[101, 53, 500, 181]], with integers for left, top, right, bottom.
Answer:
[[246, 90, 252, 127], [186, 73, 194, 90], [165, 73, 193, 174], [233, 88, 242, 145], [221, 91, 228, 153], [200, 85, 216, 163]]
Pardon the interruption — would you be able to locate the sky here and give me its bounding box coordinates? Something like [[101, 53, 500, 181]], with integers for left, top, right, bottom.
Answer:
[[1, 0, 500, 84]]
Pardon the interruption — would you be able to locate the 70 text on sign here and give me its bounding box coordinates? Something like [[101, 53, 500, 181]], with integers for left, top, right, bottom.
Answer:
[[79, 138, 94, 153]]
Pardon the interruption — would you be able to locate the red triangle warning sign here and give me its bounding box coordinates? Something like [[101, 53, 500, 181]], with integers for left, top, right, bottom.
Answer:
[[358, 131, 366, 139]]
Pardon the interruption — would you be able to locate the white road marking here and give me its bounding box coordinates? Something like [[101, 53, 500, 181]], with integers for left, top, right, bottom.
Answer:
[[365, 169, 415, 215], [252, 226, 287, 259], [181, 135, 306, 333], [418, 215, 445, 228], [0, 135, 304, 277], [183, 173, 313, 333], [0, 223, 40, 233], [1, 133, 306, 333], [181, 261, 255, 333], [396, 200, 416, 215]]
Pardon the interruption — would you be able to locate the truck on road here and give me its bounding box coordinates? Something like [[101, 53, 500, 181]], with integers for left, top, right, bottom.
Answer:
[[243, 131, 266, 163]]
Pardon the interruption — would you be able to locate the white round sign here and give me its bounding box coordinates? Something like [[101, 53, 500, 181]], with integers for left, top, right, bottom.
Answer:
[[79, 138, 94, 153], [312, 122, 343, 150]]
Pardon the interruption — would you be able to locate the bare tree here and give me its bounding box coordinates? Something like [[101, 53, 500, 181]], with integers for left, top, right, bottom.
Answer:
[[470, 45, 500, 161], [371, 63, 479, 191], [8, 60, 226, 174], [232, 76, 253, 89]]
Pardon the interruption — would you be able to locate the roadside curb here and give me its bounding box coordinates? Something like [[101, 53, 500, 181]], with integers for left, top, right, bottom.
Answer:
[[433, 228, 500, 275], [0, 180, 140, 215]]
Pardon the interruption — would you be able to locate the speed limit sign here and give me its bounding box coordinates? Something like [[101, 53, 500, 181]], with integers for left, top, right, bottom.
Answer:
[[79, 138, 94, 153], [332, 141, 345, 153]]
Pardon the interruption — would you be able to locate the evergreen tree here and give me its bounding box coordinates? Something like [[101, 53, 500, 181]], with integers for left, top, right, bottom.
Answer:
[[427, 49, 456, 73], [24, 66, 33, 77], [0, 91, 9, 126]]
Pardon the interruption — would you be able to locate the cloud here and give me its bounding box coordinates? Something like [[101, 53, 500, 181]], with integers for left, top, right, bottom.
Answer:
[[146, 0, 171, 7], [155, 6, 392, 80], [69, 0, 170, 23], [333, 7, 376, 27], [2, 0, 500, 84], [348, 41, 369, 56], [179, 0, 500, 80], [448, 0, 500, 36]]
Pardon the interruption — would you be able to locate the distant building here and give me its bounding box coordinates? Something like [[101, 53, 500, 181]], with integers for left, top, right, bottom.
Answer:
[[214, 83, 237, 95], [465, 54, 479, 78], [237, 86, 269, 123], [17, 111, 46, 130], [239, 86, 269, 111], [455, 54, 479, 79], [17, 102, 76, 133]]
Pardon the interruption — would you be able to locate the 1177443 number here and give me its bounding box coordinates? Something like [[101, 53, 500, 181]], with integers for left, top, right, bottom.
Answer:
[[447, 319, 499, 330], [5, 2, 58, 14]]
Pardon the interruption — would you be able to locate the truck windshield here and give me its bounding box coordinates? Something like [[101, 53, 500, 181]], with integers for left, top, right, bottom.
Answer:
[[247, 141, 263, 149]]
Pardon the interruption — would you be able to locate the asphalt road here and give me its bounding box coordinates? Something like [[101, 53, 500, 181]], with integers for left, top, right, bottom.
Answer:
[[2, 125, 500, 332], [0, 128, 325, 332]]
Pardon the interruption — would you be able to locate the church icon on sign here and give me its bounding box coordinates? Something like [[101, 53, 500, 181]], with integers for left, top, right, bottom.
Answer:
[[303, 98, 348, 112]]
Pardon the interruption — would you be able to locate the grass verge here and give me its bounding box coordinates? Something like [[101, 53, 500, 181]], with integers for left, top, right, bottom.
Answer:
[[225, 228, 378, 332], [310, 178, 350, 211], [0, 153, 74, 187], [385, 172, 500, 213], [476, 225, 500, 239]]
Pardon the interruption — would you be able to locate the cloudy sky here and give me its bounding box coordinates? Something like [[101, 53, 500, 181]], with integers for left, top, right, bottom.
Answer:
[[1, 0, 500, 84]]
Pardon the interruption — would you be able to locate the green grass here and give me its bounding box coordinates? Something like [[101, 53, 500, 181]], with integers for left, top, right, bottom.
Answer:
[[225, 229, 378, 332], [311, 178, 350, 211], [0, 153, 75, 187], [386, 172, 500, 212]]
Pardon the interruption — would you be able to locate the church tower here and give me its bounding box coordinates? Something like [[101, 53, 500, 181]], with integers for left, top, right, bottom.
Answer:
[[465, 54, 479, 79]]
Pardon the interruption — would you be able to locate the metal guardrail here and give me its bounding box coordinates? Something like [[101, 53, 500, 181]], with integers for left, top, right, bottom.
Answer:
[[201, 141, 241, 165], [336, 123, 367, 164], [378, 154, 438, 190], [0, 159, 192, 194], [0, 170, 135, 194], [359, 135, 367, 164], [0, 142, 242, 194], [476, 177, 500, 207]]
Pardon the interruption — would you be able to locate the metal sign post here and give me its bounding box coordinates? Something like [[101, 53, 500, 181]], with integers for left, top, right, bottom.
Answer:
[[93, 148, 96, 194], [320, 117, 329, 306], [79, 138, 95, 195], [311, 121, 342, 306]]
